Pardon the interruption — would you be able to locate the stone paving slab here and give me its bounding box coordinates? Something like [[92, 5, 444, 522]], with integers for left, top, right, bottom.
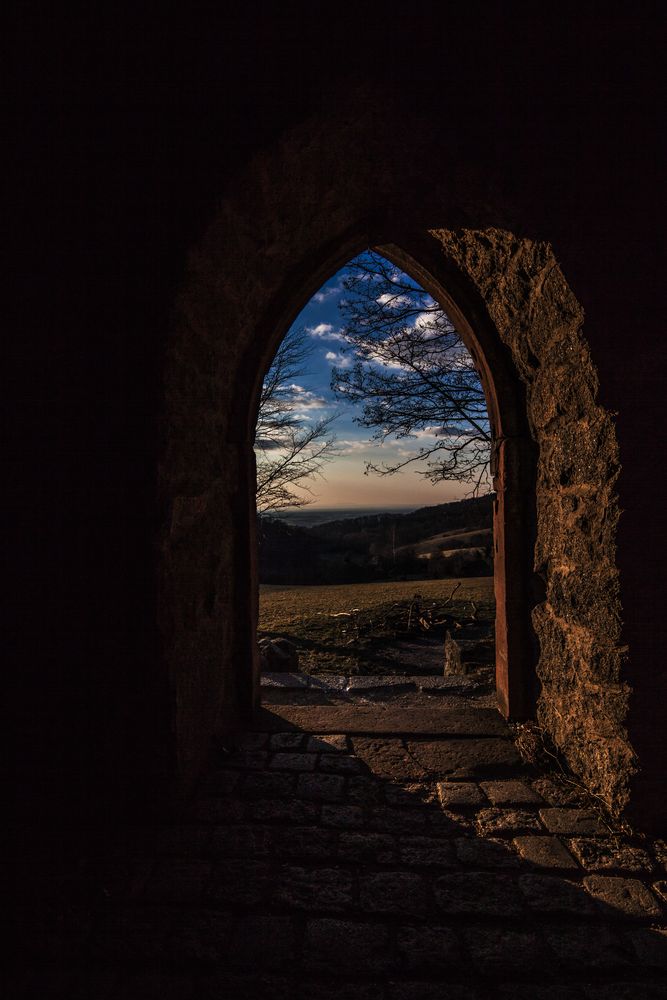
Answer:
[[305, 675, 352, 691], [256, 705, 509, 736], [345, 676, 419, 692], [260, 672, 484, 694], [261, 672, 310, 688], [405, 737, 522, 777]]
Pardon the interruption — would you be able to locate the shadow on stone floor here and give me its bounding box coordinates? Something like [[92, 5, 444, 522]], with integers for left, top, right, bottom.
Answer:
[[7, 711, 667, 999]]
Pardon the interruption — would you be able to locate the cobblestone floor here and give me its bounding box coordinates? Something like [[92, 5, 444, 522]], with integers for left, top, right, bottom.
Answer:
[[9, 694, 667, 998]]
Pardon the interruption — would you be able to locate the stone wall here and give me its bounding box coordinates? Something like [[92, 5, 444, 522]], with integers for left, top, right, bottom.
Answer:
[[435, 230, 634, 814]]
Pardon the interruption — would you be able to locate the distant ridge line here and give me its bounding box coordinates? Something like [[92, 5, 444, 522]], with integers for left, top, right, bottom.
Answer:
[[262, 494, 495, 530]]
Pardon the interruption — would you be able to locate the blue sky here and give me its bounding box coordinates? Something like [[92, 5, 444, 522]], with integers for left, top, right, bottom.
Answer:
[[266, 253, 481, 509]]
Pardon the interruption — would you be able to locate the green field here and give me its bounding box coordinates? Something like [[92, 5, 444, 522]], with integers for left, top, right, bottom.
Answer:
[[259, 577, 495, 675]]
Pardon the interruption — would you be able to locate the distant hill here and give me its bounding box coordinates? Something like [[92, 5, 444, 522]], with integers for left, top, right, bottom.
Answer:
[[258, 494, 494, 585], [311, 495, 494, 548]]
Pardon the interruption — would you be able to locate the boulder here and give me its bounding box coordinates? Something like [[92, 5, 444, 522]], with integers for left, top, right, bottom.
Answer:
[[259, 637, 300, 672], [444, 631, 464, 675]]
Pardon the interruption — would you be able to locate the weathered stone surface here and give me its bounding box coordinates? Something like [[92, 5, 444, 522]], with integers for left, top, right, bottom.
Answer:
[[246, 798, 319, 823], [583, 875, 663, 919], [347, 775, 384, 807], [455, 836, 520, 869], [652, 839, 667, 872], [199, 973, 293, 1000], [582, 985, 667, 1000], [351, 738, 426, 781], [143, 861, 211, 903], [369, 806, 428, 833], [476, 807, 543, 836], [209, 824, 273, 857], [568, 837, 654, 873], [228, 914, 295, 971], [530, 776, 590, 807], [90, 905, 174, 962], [274, 865, 354, 911], [418, 675, 478, 690], [304, 919, 394, 974], [346, 676, 417, 692], [387, 986, 481, 1000], [463, 927, 552, 976], [319, 754, 363, 774], [220, 750, 268, 770], [270, 751, 317, 771], [437, 781, 486, 809], [155, 825, 212, 857], [398, 836, 457, 868], [300, 983, 385, 1000], [264, 706, 508, 736], [652, 879, 667, 903], [540, 808, 607, 836], [427, 808, 471, 834], [307, 733, 348, 753], [359, 872, 429, 917], [114, 972, 196, 1000], [238, 731, 269, 751], [498, 988, 587, 1000], [338, 832, 397, 864], [270, 732, 306, 750], [518, 874, 598, 916], [396, 924, 461, 971], [406, 738, 521, 778], [272, 826, 337, 861], [444, 631, 464, 675], [207, 859, 271, 905], [434, 872, 525, 916], [83, 858, 154, 903], [259, 637, 300, 673], [241, 771, 295, 799], [170, 910, 232, 963], [627, 926, 667, 969], [384, 782, 435, 807], [321, 804, 364, 828], [306, 675, 349, 692], [513, 836, 578, 870], [188, 796, 245, 824], [260, 671, 307, 688], [481, 780, 543, 805], [199, 769, 241, 796], [544, 924, 633, 971], [296, 772, 345, 802]]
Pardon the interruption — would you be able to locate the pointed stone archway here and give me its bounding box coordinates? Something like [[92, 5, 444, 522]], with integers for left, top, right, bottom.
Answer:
[[161, 115, 630, 819]]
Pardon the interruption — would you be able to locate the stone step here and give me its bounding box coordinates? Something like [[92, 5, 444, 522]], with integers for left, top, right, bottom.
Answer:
[[254, 705, 509, 737], [261, 672, 481, 693]]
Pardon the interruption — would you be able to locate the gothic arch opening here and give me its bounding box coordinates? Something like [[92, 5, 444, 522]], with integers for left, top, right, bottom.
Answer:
[[250, 244, 537, 722], [164, 210, 630, 817]]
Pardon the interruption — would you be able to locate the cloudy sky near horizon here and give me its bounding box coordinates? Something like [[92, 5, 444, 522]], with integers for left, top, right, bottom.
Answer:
[[260, 252, 482, 510]]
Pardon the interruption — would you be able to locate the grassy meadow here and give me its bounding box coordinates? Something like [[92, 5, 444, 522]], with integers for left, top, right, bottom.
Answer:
[[259, 577, 495, 675]]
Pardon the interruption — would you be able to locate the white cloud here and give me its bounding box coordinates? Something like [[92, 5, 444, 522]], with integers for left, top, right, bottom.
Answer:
[[285, 384, 327, 409], [307, 323, 348, 343], [413, 311, 438, 331], [376, 292, 412, 309], [313, 282, 343, 304], [325, 350, 351, 368], [336, 438, 372, 455]]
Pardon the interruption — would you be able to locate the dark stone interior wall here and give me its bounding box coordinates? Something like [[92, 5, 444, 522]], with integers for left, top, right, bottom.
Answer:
[[9, 10, 666, 832]]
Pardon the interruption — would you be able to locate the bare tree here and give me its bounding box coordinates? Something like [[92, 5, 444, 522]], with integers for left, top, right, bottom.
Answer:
[[331, 251, 492, 493], [255, 327, 337, 512]]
